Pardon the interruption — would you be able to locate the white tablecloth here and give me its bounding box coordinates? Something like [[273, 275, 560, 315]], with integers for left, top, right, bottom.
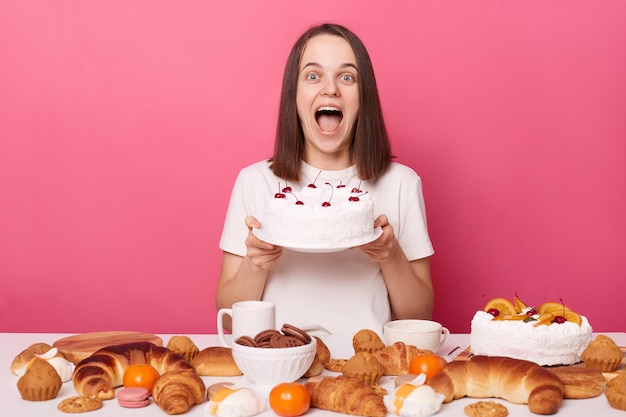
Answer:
[[1, 332, 624, 416]]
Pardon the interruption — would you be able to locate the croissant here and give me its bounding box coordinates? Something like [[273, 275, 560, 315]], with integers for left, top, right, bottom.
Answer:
[[152, 369, 206, 414], [371, 342, 431, 375], [427, 355, 564, 415], [72, 341, 195, 399], [305, 375, 387, 417]]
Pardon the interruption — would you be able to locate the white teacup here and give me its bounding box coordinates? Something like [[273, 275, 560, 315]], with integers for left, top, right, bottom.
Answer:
[[383, 319, 450, 352], [217, 301, 276, 347]]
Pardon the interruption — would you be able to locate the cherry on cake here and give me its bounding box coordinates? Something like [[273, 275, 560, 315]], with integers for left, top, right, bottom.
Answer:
[[258, 180, 378, 249], [469, 295, 593, 366]]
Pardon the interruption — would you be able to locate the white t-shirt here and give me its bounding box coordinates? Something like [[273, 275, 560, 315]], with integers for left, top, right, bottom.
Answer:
[[219, 160, 434, 335]]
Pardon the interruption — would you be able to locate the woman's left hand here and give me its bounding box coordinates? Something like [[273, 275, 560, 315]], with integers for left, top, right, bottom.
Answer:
[[358, 214, 397, 262]]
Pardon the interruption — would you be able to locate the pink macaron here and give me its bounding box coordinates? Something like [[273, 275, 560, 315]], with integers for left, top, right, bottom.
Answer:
[[117, 387, 151, 408]]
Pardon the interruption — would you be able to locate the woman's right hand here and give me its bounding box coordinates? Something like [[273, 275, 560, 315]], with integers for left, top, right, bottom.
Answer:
[[244, 215, 283, 271]]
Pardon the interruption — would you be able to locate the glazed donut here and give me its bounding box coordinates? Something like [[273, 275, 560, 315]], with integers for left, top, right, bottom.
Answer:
[[72, 341, 195, 399]]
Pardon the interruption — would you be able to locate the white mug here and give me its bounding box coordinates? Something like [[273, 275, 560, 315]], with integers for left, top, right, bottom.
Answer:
[[217, 301, 276, 347], [383, 319, 450, 352]]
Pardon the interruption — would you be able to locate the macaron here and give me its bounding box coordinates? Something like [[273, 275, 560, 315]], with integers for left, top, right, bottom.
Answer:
[[117, 387, 151, 408]]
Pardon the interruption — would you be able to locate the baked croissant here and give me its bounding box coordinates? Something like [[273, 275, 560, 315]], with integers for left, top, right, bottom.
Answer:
[[152, 369, 206, 414], [72, 341, 195, 399], [371, 342, 431, 375], [427, 355, 564, 415], [305, 375, 387, 417]]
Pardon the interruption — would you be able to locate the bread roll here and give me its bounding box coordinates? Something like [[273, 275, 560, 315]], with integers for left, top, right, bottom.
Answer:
[[427, 355, 564, 415], [191, 347, 241, 376], [72, 341, 195, 399]]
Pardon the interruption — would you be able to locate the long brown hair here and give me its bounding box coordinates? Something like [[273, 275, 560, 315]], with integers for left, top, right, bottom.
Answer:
[[269, 23, 392, 182]]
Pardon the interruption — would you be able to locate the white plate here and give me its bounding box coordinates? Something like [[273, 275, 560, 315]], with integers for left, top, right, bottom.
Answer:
[[252, 227, 383, 253]]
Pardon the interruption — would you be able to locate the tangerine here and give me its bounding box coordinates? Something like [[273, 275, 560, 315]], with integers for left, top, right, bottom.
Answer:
[[122, 364, 160, 393], [408, 354, 445, 381], [269, 382, 310, 417]]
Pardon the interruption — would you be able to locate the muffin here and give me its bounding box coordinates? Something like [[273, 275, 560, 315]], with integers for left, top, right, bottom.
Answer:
[[605, 373, 626, 411], [16, 357, 62, 401], [582, 335, 623, 372], [342, 352, 384, 386], [167, 335, 200, 362], [353, 329, 386, 353]]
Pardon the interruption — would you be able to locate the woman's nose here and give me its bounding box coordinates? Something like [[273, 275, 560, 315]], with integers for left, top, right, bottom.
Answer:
[[322, 80, 340, 96]]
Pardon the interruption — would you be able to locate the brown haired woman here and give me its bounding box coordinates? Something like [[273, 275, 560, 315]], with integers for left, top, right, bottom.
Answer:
[[216, 23, 434, 335]]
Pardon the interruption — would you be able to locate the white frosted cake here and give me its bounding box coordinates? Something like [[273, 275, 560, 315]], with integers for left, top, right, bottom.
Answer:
[[257, 181, 377, 249], [470, 308, 593, 366]]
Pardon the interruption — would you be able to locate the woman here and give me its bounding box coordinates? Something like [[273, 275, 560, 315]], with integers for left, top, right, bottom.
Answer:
[[216, 23, 434, 335]]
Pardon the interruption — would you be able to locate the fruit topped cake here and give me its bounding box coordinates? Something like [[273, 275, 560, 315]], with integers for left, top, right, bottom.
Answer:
[[258, 177, 377, 249], [469, 295, 593, 366]]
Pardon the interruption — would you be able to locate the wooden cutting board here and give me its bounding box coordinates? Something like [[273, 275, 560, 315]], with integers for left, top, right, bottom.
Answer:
[[53, 331, 162, 364]]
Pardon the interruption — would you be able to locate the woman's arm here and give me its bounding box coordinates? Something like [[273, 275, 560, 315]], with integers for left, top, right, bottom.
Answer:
[[360, 215, 434, 320], [215, 216, 283, 330]]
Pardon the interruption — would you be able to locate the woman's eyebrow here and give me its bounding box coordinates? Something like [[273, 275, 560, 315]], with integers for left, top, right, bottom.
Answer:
[[301, 62, 359, 71]]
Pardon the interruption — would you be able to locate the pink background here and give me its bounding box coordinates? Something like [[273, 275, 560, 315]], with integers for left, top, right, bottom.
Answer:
[[1, 1, 624, 335]]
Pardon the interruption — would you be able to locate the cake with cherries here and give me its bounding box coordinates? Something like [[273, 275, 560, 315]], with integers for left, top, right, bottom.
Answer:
[[257, 180, 378, 249], [469, 295, 593, 366]]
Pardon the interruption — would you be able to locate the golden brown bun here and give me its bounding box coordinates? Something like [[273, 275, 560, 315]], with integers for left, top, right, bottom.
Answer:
[[72, 341, 195, 399], [152, 369, 206, 414], [304, 336, 331, 378], [582, 335, 623, 372], [427, 355, 564, 415], [371, 342, 432, 375], [605, 373, 626, 411], [11, 343, 54, 375], [167, 336, 200, 363], [305, 375, 387, 417], [342, 352, 384, 386], [353, 329, 386, 354], [547, 365, 607, 399], [17, 358, 62, 401], [191, 346, 241, 376]]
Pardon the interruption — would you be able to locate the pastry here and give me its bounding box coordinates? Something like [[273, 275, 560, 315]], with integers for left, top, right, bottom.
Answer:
[[305, 375, 387, 417], [167, 335, 200, 362], [57, 396, 103, 413], [11, 342, 54, 375], [582, 334, 623, 372], [192, 346, 242, 376], [342, 351, 384, 386], [605, 373, 626, 411], [383, 375, 444, 417], [547, 365, 607, 398], [427, 355, 564, 415], [371, 342, 432, 375], [152, 369, 206, 415], [17, 357, 62, 401], [72, 341, 196, 399], [304, 336, 331, 378], [14, 346, 75, 382], [207, 386, 266, 417], [463, 401, 508, 417], [117, 387, 151, 408], [353, 329, 386, 353]]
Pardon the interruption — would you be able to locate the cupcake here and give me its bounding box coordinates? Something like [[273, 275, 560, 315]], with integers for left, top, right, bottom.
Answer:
[[207, 386, 266, 417], [582, 335, 623, 372], [11, 343, 54, 375], [353, 329, 386, 353], [605, 373, 626, 411], [167, 335, 200, 362], [342, 352, 384, 386], [383, 374, 444, 417], [14, 347, 75, 382], [16, 357, 62, 401]]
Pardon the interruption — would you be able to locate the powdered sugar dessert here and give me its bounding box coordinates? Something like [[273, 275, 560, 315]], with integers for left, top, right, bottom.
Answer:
[[256, 180, 379, 250], [470, 296, 593, 366]]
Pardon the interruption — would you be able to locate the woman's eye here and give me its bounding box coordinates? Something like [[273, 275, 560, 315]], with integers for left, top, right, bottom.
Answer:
[[341, 74, 355, 83], [306, 73, 319, 81]]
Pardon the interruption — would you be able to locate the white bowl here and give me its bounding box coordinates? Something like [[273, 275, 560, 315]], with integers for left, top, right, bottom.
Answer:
[[231, 338, 317, 387]]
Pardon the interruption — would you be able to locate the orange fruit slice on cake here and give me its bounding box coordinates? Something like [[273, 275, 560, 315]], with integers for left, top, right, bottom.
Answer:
[[484, 298, 517, 316], [539, 301, 572, 315]]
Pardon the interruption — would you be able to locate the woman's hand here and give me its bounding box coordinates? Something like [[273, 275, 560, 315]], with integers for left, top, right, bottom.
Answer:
[[359, 214, 397, 262], [244, 215, 283, 271]]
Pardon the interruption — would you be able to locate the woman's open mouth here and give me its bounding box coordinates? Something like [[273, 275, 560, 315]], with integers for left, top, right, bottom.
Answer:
[[315, 106, 343, 133]]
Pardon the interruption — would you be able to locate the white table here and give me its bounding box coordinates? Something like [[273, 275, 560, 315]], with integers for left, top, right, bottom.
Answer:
[[1, 332, 624, 416]]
